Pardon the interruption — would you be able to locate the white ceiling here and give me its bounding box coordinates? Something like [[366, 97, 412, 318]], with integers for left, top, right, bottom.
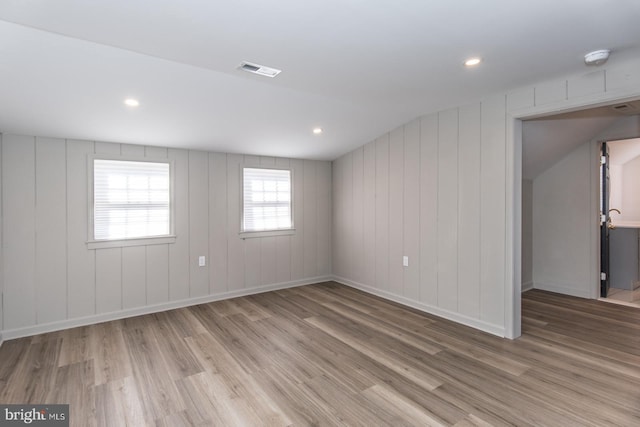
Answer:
[[522, 101, 640, 179], [1, 0, 640, 160]]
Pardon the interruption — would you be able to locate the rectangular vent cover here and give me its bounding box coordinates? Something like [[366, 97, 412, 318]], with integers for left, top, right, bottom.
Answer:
[[239, 61, 282, 78]]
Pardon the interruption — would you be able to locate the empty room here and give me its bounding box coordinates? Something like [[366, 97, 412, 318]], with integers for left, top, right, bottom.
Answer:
[[1, 1, 640, 426]]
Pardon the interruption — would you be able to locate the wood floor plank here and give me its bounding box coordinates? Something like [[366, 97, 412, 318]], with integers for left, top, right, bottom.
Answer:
[[146, 312, 204, 381], [94, 376, 147, 427], [58, 325, 92, 367], [300, 375, 398, 426], [362, 383, 448, 426], [453, 413, 501, 427], [120, 315, 187, 420], [46, 360, 96, 427], [305, 315, 444, 391], [250, 362, 346, 426], [431, 351, 598, 426], [90, 321, 133, 385], [322, 300, 444, 355], [0, 337, 62, 403], [0, 338, 30, 391], [1, 285, 639, 426], [249, 291, 317, 320]]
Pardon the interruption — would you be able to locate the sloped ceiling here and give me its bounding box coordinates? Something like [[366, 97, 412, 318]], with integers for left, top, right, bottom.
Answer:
[[523, 102, 640, 179], [1, 0, 640, 159]]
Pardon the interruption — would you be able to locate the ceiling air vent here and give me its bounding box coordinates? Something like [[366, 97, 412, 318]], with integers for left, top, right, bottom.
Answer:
[[611, 103, 637, 115], [238, 61, 282, 78]]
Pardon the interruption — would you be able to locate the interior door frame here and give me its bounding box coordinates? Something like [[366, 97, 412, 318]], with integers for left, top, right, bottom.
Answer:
[[600, 142, 611, 298], [506, 91, 640, 339]]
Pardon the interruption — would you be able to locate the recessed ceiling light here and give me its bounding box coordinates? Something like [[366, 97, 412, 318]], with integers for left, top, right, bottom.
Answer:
[[464, 57, 482, 67], [124, 98, 139, 107], [313, 128, 323, 135]]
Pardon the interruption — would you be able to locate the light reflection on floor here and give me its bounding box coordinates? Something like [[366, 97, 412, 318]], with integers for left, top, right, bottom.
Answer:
[[600, 287, 640, 308]]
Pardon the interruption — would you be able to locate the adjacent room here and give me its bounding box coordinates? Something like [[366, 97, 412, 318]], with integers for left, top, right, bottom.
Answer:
[[1, 1, 640, 426]]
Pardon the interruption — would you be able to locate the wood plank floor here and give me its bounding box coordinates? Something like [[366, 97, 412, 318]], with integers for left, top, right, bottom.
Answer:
[[1, 282, 639, 426]]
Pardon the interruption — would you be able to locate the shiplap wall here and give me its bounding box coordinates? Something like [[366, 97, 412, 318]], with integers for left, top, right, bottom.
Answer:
[[333, 100, 506, 335], [333, 57, 640, 337], [0, 134, 3, 335], [0, 135, 331, 338]]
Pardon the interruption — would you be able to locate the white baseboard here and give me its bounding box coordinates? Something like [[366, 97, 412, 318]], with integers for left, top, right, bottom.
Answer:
[[522, 281, 534, 292], [1, 276, 332, 342], [532, 281, 592, 299], [332, 276, 505, 338]]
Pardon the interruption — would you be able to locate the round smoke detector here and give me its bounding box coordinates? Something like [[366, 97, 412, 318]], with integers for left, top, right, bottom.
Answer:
[[584, 49, 610, 66]]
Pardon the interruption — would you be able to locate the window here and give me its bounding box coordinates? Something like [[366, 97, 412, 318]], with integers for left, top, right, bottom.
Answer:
[[89, 158, 174, 248], [242, 167, 293, 235]]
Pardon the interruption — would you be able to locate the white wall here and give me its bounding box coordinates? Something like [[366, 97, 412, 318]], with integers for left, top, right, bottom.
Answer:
[[333, 57, 640, 338], [0, 134, 3, 338], [532, 142, 597, 298], [621, 155, 640, 222], [610, 163, 623, 215], [0, 134, 332, 340], [333, 100, 508, 336], [522, 180, 533, 290], [609, 140, 640, 226]]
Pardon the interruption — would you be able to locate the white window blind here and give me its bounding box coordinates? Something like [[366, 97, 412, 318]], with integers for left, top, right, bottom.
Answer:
[[243, 167, 292, 232], [93, 159, 171, 240]]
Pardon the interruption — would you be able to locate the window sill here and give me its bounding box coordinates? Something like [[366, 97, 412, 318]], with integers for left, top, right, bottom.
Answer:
[[87, 235, 176, 249], [239, 229, 295, 239]]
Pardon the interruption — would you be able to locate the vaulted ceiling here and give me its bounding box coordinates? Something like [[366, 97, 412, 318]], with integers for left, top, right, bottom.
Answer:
[[1, 0, 640, 160], [523, 102, 640, 179]]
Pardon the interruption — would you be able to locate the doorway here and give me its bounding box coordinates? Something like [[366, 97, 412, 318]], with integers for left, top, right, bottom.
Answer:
[[599, 136, 640, 306], [521, 101, 640, 307]]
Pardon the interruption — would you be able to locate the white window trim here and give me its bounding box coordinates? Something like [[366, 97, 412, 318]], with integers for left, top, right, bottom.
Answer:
[[87, 154, 176, 249], [239, 229, 296, 239], [240, 164, 295, 239]]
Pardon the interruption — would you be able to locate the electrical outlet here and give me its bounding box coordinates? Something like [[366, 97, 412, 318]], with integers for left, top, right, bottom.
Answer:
[[402, 256, 409, 267], [198, 256, 206, 267]]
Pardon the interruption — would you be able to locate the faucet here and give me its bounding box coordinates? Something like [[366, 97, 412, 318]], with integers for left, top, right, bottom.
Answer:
[[607, 209, 621, 229]]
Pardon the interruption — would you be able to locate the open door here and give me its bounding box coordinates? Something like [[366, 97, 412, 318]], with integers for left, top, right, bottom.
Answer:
[[600, 142, 610, 297]]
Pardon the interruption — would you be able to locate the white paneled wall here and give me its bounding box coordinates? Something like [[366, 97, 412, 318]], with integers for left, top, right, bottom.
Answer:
[[333, 103, 508, 335], [0, 136, 331, 339], [457, 104, 481, 316], [0, 134, 3, 333], [3, 135, 36, 329], [333, 56, 640, 338]]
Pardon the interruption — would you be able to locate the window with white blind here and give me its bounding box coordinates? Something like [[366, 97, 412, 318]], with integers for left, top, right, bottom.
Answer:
[[90, 158, 174, 248], [242, 167, 293, 235]]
